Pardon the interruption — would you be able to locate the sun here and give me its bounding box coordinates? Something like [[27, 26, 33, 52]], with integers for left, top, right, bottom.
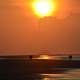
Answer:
[[32, 0, 56, 18]]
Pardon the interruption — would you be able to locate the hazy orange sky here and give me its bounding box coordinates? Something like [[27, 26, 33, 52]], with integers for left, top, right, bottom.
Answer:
[[0, 0, 80, 55]]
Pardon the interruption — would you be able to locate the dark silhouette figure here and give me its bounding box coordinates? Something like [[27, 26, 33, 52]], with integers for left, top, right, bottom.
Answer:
[[29, 55, 32, 60], [69, 55, 72, 60]]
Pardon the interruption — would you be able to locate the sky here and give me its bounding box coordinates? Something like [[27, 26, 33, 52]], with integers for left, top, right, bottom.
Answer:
[[0, 0, 80, 55]]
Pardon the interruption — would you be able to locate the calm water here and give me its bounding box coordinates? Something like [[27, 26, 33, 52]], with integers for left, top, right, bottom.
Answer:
[[39, 69, 80, 80]]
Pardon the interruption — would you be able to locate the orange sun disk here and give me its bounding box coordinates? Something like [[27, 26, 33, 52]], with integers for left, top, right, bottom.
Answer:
[[32, 0, 57, 18]]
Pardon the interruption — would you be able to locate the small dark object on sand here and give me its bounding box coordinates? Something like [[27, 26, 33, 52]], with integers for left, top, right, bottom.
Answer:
[[69, 55, 72, 60], [29, 55, 33, 60]]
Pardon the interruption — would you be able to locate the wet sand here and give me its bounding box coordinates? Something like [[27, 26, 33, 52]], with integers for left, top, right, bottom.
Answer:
[[0, 57, 80, 80]]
